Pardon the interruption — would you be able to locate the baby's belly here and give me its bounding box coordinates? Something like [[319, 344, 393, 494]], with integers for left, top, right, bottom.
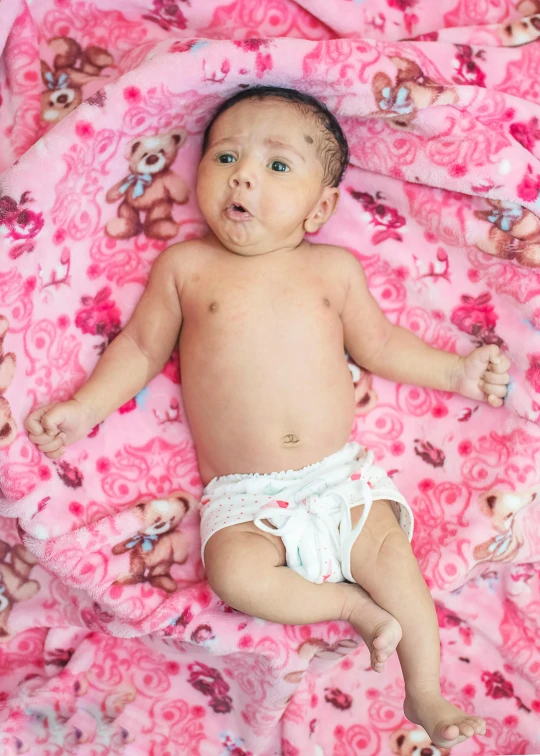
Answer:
[[180, 335, 356, 486]]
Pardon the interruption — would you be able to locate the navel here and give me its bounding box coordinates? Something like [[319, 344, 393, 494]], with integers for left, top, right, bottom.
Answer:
[[282, 434, 300, 445], [209, 301, 219, 313], [323, 297, 331, 307]]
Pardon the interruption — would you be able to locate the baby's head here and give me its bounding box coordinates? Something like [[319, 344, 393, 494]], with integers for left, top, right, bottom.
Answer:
[[197, 86, 349, 256]]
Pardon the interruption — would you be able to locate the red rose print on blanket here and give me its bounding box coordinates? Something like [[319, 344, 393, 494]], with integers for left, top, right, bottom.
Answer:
[[55, 460, 83, 489], [348, 189, 406, 244], [482, 670, 530, 711], [517, 164, 540, 204], [387, 0, 418, 9], [450, 292, 505, 348], [452, 45, 487, 87], [526, 354, 540, 393], [325, 687, 353, 710], [187, 661, 233, 714], [142, 0, 188, 31], [510, 117, 540, 153], [75, 287, 122, 346], [0, 191, 44, 259], [414, 440, 445, 467]]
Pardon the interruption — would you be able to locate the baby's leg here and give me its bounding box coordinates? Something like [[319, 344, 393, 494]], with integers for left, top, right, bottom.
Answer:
[[348, 500, 486, 749], [204, 521, 401, 661]]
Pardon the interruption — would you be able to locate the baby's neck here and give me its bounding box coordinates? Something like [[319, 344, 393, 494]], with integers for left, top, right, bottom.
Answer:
[[206, 232, 307, 260]]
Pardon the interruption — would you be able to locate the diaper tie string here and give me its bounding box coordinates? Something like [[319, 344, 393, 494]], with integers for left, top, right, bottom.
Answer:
[[253, 450, 375, 583]]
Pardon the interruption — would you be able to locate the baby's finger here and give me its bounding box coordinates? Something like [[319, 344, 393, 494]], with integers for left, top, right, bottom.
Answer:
[[36, 435, 65, 453], [24, 404, 55, 435], [482, 370, 509, 386], [489, 353, 511, 374], [45, 446, 65, 460], [481, 381, 507, 398], [487, 393, 504, 408]]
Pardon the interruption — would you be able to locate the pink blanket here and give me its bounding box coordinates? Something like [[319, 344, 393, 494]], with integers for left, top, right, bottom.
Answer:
[[1, 0, 540, 753]]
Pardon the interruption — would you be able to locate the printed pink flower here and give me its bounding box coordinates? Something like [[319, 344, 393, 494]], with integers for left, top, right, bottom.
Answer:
[[255, 53, 272, 78], [169, 40, 196, 53], [517, 164, 540, 203], [6, 206, 44, 241], [462, 684, 476, 697], [325, 688, 352, 710], [209, 695, 233, 714], [75, 287, 121, 339], [387, 0, 417, 9], [75, 121, 95, 139], [450, 292, 497, 336], [123, 86, 142, 104], [143, 0, 188, 30], [453, 45, 486, 87], [510, 117, 540, 153], [55, 460, 83, 489], [414, 440, 445, 468], [349, 189, 406, 244], [281, 740, 300, 756], [85, 88, 106, 107], [481, 670, 514, 699], [458, 440, 472, 456], [234, 39, 268, 52], [526, 354, 540, 392], [118, 398, 137, 414]]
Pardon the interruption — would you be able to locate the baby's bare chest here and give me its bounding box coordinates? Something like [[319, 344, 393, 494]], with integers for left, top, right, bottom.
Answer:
[[181, 267, 345, 338]]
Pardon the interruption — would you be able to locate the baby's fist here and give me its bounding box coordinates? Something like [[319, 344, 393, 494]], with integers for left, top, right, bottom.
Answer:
[[457, 345, 511, 407], [25, 399, 95, 459]]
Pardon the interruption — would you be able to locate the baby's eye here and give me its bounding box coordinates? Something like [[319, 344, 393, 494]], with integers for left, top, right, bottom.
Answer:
[[218, 154, 236, 164], [269, 160, 289, 172]]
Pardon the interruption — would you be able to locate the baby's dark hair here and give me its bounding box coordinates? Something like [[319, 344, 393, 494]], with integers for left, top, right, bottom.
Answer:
[[201, 86, 350, 187]]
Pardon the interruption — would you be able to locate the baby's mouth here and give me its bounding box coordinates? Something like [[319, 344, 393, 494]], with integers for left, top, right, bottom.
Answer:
[[225, 203, 253, 221]]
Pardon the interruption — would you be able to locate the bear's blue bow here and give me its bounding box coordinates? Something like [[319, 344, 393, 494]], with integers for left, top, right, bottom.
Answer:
[[44, 71, 70, 91], [124, 533, 159, 552], [119, 173, 153, 199]]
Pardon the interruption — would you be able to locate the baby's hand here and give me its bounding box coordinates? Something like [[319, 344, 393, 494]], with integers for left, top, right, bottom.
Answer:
[[24, 399, 96, 459], [456, 345, 511, 408]]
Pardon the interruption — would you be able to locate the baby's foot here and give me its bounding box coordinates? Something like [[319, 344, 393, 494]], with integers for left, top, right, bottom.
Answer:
[[404, 689, 486, 748], [341, 584, 402, 672]]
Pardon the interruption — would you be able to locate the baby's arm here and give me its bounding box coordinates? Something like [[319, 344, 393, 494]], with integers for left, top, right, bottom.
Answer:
[[25, 244, 184, 457], [339, 251, 510, 404]]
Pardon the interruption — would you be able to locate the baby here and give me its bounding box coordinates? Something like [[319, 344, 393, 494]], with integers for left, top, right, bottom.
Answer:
[[26, 86, 511, 748]]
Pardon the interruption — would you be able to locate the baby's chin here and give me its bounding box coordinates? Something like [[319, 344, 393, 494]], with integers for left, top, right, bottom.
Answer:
[[212, 218, 285, 256]]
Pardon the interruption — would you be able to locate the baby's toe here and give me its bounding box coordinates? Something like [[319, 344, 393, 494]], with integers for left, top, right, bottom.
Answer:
[[459, 720, 475, 738], [438, 723, 460, 743]]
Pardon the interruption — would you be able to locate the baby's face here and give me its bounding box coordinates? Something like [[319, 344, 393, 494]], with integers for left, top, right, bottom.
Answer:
[[197, 98, 338, 256]]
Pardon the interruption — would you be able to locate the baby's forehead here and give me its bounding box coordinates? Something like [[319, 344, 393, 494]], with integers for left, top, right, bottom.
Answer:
[[213, 98, 320, 141]]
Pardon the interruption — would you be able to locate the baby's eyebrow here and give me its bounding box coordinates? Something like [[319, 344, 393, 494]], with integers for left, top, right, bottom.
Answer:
[[264, 137, 306, 162]]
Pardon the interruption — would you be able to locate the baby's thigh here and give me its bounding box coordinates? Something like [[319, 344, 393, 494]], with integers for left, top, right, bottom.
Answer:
[[205, 521, 286, 589], [350, 498, 410, 563]]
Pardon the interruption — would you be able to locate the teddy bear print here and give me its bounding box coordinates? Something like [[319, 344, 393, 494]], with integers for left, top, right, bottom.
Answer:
[[501, 14, 540, 46], [105, 129, 190, 240], [283, 637, 359, 683], [475, 200, 540, 268], [0, 316, 17, 448], [473, 485, 539, 563], [0, 541, 40, 640], [40, 36, 114, 124], [390, 727, 451, 756], [346, 355, 378, 415], [111, 493, 193, 592], [372, 56, 458, 129]]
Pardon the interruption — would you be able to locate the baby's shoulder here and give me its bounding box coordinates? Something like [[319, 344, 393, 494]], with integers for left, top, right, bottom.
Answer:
[[307, 242, 364, 277]]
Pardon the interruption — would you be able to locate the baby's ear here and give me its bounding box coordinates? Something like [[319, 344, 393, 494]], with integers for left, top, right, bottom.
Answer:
[[304, 187, 339, 233]]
